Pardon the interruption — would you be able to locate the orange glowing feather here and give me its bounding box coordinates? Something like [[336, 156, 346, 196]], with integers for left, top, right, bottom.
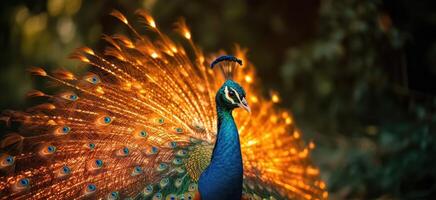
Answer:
[[0, 10, 327, 200]]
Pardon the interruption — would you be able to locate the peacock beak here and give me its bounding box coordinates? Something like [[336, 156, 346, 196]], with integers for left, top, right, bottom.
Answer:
[[239, 97, 251, 113]]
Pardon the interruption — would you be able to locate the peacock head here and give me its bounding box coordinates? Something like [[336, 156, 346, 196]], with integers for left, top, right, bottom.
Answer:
[[211, 55, 250, 113], [216, 80, 250, 112]]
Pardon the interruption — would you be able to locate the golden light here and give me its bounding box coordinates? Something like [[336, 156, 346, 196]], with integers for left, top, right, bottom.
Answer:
[[247, 140, 257, 146], [82, 47, 95, 55], [309, 141, 315, 149], [285, 117, 292, 125], [110, 10, 128, 24], [293, 130, 300, 139], [149, 19, 156, 28], [319, 181, 326, 189], [171, 46, 178, 53], [96, 86, 104, 94], [272, 94, 280, 103], [306, 166, 319, 176], [199, 56, 205, 63], [76, 55, 90, 63], [245, 75, 253, 83], [136, 10, 156, 29], [270, 115, 278, 123], [250, 96, 258, 103], [151, 52, 158, 59], [184, 31, 191, 39]]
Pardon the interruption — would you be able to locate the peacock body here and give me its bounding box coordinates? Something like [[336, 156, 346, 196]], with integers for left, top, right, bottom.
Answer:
[[0, 10, 327, 200], [199, 79, 247, 200]]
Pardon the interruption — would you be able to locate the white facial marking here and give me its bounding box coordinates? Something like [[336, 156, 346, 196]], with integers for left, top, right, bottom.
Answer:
[[230, 88, 242, 104], [224, 86, 236, 104], [224, 86, 250, 112], [231, 87, 251, 113]]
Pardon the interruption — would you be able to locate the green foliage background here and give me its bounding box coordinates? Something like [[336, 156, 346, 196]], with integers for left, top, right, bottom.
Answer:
[[1, 0, 435, 199]]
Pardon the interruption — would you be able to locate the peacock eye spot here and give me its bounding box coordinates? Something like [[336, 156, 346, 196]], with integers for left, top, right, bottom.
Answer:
[[170, 141, 177, 148], [20, 178, 29, 186], [63, 166, 69, 172], [69, 94, 78, 100], [62, 126, 70, 133], [103, 116, 112, 124], [95, 159, 103, 167], [91, 77, 98, 83], [6, 156, 14, 163], [111, 192, 118, 197], [175, 128, 183, 133], [87, 184, 96, 191], [123, 147, 129, 154], [47, 145, 56, 152]]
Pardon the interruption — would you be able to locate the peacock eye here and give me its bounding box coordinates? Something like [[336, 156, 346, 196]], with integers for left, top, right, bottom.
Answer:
[[62, 126, 71, 133], [63, 166, 70, 172], [3, 155, 14, 166], [61, 92, 79, 101], [47, 145, 57, 153], [86, 183, 97, 193], [95, 159, 103, 167], [140, 130, 147, 137], [19, 178, 29, 186], [85, 75, 100, 84], [104, 116, 112, 124], [134, 166, 142, 172], [228, 90, 235, 96], [123, 147, 129, 154], [109, 191, 119, 199]]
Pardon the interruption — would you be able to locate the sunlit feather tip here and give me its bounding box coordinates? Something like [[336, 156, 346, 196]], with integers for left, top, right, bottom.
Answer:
[[110, 10, 128, 24], [78, 46, 95, 55], [28, 67, 47, 76], [175, 18, 191, 40], [136, 9, 156, 28], [26, 90, 46, 98], [53, 69, 77, 80]]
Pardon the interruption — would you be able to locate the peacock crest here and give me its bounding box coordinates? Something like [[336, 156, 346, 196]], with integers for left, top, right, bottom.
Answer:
[[210, 55, 243, 80], [0, 10, 327, 200]]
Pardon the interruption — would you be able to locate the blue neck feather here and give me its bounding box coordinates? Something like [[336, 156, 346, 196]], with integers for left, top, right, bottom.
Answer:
[[198, 105, 243, 200]]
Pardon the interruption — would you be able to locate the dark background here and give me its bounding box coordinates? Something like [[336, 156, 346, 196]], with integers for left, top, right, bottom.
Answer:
[[1, 0, 435, 199]]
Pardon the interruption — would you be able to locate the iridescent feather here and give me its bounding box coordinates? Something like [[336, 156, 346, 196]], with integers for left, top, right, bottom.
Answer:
[[0, 10, 327, 200]]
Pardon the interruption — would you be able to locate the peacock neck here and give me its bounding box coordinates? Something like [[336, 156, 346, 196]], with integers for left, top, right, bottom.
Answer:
[[210, 106, 243, 171], [197, 99, 243, 199]]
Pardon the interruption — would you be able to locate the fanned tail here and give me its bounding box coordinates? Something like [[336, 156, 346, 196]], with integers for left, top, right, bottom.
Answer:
[[0, 10, 327, 200]]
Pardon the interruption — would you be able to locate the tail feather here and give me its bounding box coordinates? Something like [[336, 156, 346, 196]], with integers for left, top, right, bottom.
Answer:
[[0, 10, 327, 200]]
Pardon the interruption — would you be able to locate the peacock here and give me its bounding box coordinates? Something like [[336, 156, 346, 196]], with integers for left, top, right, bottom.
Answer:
[[0, 10, 327, 200]]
